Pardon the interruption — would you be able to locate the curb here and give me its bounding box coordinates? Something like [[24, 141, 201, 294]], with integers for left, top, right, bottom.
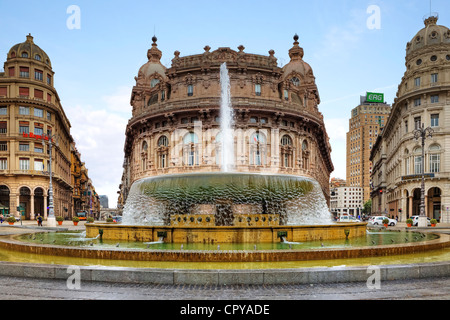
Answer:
[[0, 260, 449, 285]]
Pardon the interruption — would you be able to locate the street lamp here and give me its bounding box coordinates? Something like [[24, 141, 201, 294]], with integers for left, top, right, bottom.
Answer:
[[413, 124, 433, 227], [44, 133, 59, 227]]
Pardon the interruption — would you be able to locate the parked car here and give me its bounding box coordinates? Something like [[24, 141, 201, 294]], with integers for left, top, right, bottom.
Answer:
[[369, 216, 397, 226], [338, 215, 360, 222], [411, 216, 431, 227]]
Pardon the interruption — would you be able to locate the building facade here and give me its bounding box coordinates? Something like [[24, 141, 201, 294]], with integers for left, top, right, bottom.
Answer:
[[330, 185, 364, 218], [371, 15, 450, 223], [119, 35, 334, 205], [0, 35, 98, 220], [346, 95, 391, 205]]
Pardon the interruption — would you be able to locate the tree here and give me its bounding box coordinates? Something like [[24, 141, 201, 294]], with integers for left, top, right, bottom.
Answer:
[[363, 199, 372, 215]]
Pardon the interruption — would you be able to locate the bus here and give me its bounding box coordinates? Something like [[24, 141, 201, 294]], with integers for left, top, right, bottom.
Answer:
[[75, 212, 87, 221]]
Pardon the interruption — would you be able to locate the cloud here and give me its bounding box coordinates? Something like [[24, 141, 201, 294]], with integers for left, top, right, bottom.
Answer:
[[325, 118, 348, 180], [66, 86, 132, 208]]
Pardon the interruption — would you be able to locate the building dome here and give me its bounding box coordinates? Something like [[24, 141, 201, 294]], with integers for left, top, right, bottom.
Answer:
[[406, 15, 450, 57], [282, 34, 314, 81], [137, 36, 166, 79], [7, 34, 52, 67]]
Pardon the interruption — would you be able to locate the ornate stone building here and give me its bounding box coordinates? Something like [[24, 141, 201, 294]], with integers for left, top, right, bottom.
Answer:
[[371, 15, 450, 223], [120, 35, 334, 206], [0, 35, 94, 220]]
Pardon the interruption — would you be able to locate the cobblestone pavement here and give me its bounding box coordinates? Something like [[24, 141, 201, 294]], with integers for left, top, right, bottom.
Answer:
[[0, 275, 448, 300]]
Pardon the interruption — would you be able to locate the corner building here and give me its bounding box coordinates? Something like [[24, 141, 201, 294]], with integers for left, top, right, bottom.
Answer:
[[120, 36, 334, 204], [0, 35, 73, 220], [371, 15, 450, 222]]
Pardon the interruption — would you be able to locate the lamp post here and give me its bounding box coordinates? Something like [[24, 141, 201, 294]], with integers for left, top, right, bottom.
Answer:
[[413, 124, 433, 227], [45, 133, 59, 227]]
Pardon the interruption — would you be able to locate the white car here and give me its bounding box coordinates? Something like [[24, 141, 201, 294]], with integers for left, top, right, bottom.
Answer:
[[369, 216, 397, 226], [338, 215, 360, 223], [411, 216, 431, 227]]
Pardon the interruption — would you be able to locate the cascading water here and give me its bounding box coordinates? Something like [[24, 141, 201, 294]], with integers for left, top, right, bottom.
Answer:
[[219, 63, 234, 172], [121, 62, 333, 228]]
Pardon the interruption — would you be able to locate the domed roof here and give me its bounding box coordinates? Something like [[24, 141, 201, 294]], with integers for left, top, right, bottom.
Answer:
[[138, 36, 166, 79], [406, 15, 450, 57], [282, 35, 314, 80], [8, 34, 52, 67]]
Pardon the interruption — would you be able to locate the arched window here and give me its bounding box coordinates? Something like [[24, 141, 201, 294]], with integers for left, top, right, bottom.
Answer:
[[429, 144, 441, 173], [183, 133, 199, 166], [249, 132, 267, 166], [21, 52, 29, 58], [34, 54, 41, 61], [280, 135, 293, 168], [302, 140, 309, 170], [290, 77, 300, 86], [150, 78, 160, 88], [157, 135, 169, 169]]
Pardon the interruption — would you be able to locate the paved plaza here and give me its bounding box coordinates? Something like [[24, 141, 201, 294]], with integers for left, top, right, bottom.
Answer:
[[0, 220, 449, 302]]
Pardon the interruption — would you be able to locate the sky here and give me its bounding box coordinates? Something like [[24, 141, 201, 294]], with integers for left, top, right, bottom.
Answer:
[[1, 0, 449, 208]]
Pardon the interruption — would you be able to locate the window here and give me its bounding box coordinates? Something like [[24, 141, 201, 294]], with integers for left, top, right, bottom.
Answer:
[[150, 79, 160, 88], [0, 158, 7, 170], [0, 107, 6, 115], [158, 136, 169, 147], [34, 89, 43, 100], [187, 85, 194, 97], [34, 69, 43, 81], [19, 143, 29, 151], [404, 120, 408, 133], [34, 143, 44, 153], [47, 112, 51, 121], [34, 108, 43, 117], [34, 54, 41, 61], [255, 84, 261, 96], [8, 67, 15, 77], [290, 77, 300, 86], [431, 73, 438, 83], [34, 125, 44, 135], [414, 77, 421, 87], [431, 114, 439, 127], [34, 159, 44, 171], [249, 132, 266, 166], [414, 98, 421, 107], [19, 122, 29, 134], [19, 106, 30, 115], [19, 158, 30, 171], [0, 141, 7, 151], [19, 67, 29, 78], [280, 135, 293, 168], [183, 133, 199, 166], [429, 145, 440, 173], [284, 90, 289, 101], [47, 75, 52, 85], [250, 117, 258, 123], [19, 87, 29, 97], [0, 122, 6, 134], [157, 136, 169, 169], [414, 117, 422, 130], [431, 95, 439, 104], [21, 52, 29, 58]]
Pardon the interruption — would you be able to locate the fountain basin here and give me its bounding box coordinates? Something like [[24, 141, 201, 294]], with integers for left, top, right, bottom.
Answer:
[[85, 223, 367, 244], [1, 231, 449, 263]]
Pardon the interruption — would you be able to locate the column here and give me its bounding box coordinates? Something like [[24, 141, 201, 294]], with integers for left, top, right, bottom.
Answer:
[[43, 195, 47, 220], [30, 194, 35, 220], [408, 196, 413, 219]]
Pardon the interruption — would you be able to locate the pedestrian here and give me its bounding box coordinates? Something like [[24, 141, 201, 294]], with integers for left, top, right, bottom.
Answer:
[[37, 214, 43, 227], [0, 213, 3, 224]]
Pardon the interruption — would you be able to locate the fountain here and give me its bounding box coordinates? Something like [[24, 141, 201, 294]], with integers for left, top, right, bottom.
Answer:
[[84, 62, 367, 251]]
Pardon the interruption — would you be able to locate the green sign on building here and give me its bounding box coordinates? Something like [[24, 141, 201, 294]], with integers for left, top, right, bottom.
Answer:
[[366, 92, 384, 103]]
